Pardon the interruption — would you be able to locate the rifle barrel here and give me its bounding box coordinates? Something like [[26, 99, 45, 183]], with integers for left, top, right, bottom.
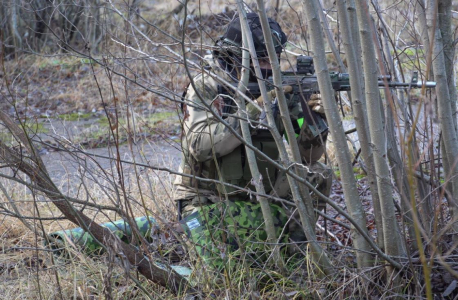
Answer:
[[378, 81, 436, 88]]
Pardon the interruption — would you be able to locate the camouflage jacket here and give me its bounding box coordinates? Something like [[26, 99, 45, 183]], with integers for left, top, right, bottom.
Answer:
[[174, 56, 325, 203]]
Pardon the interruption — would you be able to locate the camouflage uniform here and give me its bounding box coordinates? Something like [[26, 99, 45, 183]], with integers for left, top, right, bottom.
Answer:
[[181, 201, 288, 268], [174, 15, 332, 268]]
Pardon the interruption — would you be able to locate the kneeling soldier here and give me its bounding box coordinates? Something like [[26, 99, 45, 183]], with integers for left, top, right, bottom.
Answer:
[[174, 13, 332, 268]]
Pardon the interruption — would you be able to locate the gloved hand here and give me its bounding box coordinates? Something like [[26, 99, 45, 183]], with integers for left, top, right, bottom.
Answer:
[[255, 85, 293, 106], [308, 93, 325, 116], [254, 86, 293, 128], [247, 85, 293, 123]]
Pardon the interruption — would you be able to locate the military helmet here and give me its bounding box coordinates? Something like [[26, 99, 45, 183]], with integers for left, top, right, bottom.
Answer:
[[215, 13, 287, 59]]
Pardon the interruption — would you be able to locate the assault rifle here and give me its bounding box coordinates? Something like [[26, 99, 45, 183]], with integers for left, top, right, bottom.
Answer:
[[241, 55, 436, 138]]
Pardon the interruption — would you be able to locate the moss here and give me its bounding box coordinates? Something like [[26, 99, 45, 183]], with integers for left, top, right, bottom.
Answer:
[[342, 115, 354, 121], [393, 48, 425, 57], [0, 121, 47, 147], [23, 122, 48, 134], [0, 131, 16, 146], [98, 111, 175, 126], [353, 166, 366, 179], [58, 112, 93, 121], [73, 112, 178, 148], [38, 58, 74, 69], [333, 167, 366, 180], [144, 111, 175, 124], [80, 58, 96, 64], [334, 169, 341, 179], [37, 57, 96, 71]]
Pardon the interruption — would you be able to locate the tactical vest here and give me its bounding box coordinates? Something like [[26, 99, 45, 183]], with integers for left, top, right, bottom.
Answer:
[[178, 127, 280, 202], [215, 129, 279, 198]]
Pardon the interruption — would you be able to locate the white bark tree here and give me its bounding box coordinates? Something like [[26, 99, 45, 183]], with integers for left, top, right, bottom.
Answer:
[[353, 0, 405, 283]]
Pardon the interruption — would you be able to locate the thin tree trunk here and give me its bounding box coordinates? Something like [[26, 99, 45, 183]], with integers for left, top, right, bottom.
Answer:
[[418, 0, 455, 225], [235, 1, 285, 271], [415, 0, 434, 81], [426, 1, 458, 234], [254, 0, 334, 275], [346, 0, 364, 81], [372, 0, 421, 248], [345, 1, 389, 250], [33, 0, 49, 48], [438, 0, 457, 235], [354, 0, 404, 280], [336, 0, 385, 253], [10, 0, 22, 53], [317, 0, 346, 72], [302, 0, 372, 269], [438, 0, 457, 131]]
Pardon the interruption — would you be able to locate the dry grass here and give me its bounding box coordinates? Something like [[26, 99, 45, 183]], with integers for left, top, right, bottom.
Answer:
[[0, 160, 180, 299]]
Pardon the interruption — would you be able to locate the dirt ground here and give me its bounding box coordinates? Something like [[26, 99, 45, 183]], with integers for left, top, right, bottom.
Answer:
[[32, 116, 182, 194]]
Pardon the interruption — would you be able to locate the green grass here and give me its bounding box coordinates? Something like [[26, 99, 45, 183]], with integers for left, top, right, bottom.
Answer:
[[98, 111, 175, 126], [393, 47, 425, 58], [69, 111, 179, 148], [145, 111, 175, 124], [24, 122, 48, 134], [0, 121, 48, 147], [353, 166, 366, 179], [58, 112, 94, 121], [0, 131, 16, 146]]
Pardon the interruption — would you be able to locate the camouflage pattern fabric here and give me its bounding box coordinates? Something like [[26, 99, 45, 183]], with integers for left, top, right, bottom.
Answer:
[[181, 201, 288, 269], [47, 216, 156, 255]]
